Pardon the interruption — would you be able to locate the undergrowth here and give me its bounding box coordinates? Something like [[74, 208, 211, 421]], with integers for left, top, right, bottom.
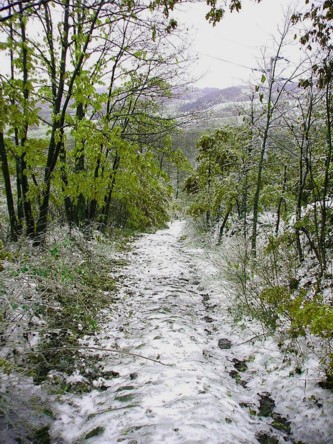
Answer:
[[187, 216, 333, 386], [0, 224, 132, 441], [224, 230, 333, 384]]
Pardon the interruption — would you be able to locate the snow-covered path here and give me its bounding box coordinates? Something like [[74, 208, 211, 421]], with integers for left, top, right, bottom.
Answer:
[[51, 221, 333, 444]]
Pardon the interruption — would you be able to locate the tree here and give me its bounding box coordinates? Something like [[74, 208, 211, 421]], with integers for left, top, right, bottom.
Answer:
[[0, 90, 19, 241], [0, 0, 190, 241], [184, 126, 249, 240], [249, 14, 306, 254]]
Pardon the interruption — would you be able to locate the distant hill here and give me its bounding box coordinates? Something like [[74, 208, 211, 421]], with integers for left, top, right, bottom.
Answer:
[[163, 85, 251, 129], [166, 82, 302, 130], [177, 86, 248, 112], [37, 84, 292, 133]]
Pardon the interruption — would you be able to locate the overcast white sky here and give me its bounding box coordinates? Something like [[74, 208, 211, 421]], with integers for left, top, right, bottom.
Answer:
[[0, 0, 303, 91], [175, 0, 303, 89]]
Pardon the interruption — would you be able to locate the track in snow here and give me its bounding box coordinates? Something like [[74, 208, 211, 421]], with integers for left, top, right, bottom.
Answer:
[[51, 221, 333, 444]]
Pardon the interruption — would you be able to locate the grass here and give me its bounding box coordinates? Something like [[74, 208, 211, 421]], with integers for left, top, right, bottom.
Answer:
[[0, 224, 132, 439]]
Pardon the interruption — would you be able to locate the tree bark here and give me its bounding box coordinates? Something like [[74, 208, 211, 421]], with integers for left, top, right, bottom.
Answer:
[[275, 165, 287, 234], [218, 208, 231, 244], [0, 132, 19, 241]]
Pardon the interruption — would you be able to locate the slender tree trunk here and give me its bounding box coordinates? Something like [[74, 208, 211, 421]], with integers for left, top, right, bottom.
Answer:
[[287, 86, 314, 264], [307, 150, 325, 277], [275, 165, 287, 234], [251, 68, 274, 255], [175, 167, 180, 199], [206, 156, 212, 227], [319, 80, 332, 273], [251, 138, 266, 255], [0, 132, 19, 241], [10, 34, 24, 232], [59, 143, 73, 226], [218, 208, 231, 244], [71, 7, 87, 228], [295, 151, 307, 263], [34, 131, 60, 243], [73, 103, 87, 227], [295, 102, 312, 263], [242, 96, 254, 239], [18, 3, 35, 237], [100, 153, 121, 230], [20, 155, 35, 237], [251, 30, 291, 253], [15, 157, 24, 232], [8, 11, 23, 234]]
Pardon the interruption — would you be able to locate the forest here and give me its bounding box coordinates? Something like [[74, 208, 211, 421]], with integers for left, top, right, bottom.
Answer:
[[0, 0, 333, 442]]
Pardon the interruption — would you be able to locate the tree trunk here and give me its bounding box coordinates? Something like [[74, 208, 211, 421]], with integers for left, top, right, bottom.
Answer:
[[15, 158, 24, 233], [73, 103, 87, 227], [319, 79, 332, 273], [59, 143, 74, 226], [275, 165, 287, 234], [18, 4, 35, 237], [20, 155, 35, 237], [251, 76, 274, 255], [251, 139, 266, 255], [100, 153, 121, 230], [34, 130, 60, 244], [218, 208, 231, 244], [0, 132, 19, 241]]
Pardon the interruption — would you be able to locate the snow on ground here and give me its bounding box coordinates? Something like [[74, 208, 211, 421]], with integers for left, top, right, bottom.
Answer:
[[50, 220, 333, 443]]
